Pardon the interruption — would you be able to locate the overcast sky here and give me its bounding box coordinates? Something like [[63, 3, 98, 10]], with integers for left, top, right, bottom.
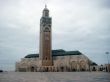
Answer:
[[0, 0, 110, 71]]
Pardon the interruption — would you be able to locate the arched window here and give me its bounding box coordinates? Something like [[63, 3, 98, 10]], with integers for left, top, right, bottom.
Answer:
[[44, 27, 50, 32], [45, 11, 49, 16]]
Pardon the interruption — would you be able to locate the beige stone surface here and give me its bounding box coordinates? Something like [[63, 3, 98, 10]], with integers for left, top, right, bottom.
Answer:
[[16, 54, 90, 72]]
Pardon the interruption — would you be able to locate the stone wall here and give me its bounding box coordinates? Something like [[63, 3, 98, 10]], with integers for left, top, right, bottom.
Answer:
[[16, 54, 90, 72]]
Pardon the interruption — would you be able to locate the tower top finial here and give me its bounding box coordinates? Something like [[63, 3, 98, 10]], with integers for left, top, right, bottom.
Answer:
[[43, 4, 49, 11], [45, 4, 47, 8], [43, 4, 49, 17]]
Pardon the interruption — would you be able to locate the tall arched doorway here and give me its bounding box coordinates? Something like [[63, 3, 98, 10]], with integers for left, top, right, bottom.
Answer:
[[71, 61, 77, 71], [92, 67, 96, 71], [31, 66, 35, 72], [80, 60, 86, 71], [60, 63, 64, 72]]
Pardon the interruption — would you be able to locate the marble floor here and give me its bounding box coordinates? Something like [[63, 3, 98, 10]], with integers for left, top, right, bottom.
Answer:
[[0, 72, 110, 82]]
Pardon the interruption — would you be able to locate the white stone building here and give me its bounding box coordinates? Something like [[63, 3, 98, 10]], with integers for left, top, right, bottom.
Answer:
[[16, 49, 94, 72], [16, 6, 96, 72]]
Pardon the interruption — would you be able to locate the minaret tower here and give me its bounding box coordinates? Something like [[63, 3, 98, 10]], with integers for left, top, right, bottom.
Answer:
[[39, 5, 53, 66]]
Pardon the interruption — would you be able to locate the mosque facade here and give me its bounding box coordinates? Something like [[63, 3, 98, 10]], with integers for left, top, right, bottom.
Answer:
[[16, 6, 96, 72]]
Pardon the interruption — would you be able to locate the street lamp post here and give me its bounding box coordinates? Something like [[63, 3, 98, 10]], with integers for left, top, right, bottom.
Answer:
[[88, 59, 91, 72], [106, 52, 109, 72]]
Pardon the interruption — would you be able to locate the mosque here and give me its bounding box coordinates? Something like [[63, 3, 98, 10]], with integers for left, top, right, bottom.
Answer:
[[16, 5, 96, 72]]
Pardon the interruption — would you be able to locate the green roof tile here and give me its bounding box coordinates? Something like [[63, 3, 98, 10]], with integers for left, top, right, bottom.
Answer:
[[25, 49, 82, 58]]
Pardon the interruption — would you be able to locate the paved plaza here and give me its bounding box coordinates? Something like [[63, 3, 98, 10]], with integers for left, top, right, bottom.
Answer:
[[0, 72, 110, 82]]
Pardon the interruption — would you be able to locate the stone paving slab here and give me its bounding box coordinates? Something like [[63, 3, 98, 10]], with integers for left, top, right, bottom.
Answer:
[[0, 72, 110, 82]]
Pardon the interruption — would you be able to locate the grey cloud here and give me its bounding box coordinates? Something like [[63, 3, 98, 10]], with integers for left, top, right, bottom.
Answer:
[[0, 0, 110, 71]]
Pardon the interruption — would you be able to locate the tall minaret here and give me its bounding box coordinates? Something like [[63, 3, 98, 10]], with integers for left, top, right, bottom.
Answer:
[[39, 5, 53, 66]]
